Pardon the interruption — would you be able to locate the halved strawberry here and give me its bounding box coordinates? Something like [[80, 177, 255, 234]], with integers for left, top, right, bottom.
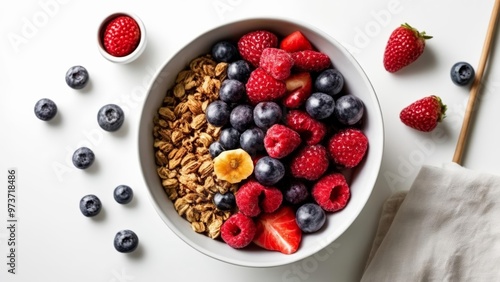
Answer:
[[282, 72, 312, 108], [280, 31, 313, 53], [252, 206, 302, 254]]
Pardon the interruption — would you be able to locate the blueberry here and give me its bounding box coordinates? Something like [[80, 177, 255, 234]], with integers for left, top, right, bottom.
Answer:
[[305, 92, 335, 119], [314, 69, 344, 96], [72, 147, 95, 169], [253, 102, 283, 130], [296, 203, 326, 233], [219, 79, 246, 103], [227, 60, 252, 82], [284, 181, 309, 205], [65, 65, 89, 89], [209, 141, 225, 158], [451, 62, 475, 86], [334, 94, 364, 125], [206, 100, 230, 127], [113, 185, 134, 204], [114, 229, 139, 253], [240, 127, 265, 156], [34, 98, 57, 121], [254, 156, 285, 186], [79, 194, 102, 217], [230, 104, 254, 132], [213, 192, 236, 211], [97, 104, 124, 132], [211, 41, 239, 63], [219, 127, 240, 150]]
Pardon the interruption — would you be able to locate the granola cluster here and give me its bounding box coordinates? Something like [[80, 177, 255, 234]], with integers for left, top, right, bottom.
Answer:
[[153, 55, 237, 239]]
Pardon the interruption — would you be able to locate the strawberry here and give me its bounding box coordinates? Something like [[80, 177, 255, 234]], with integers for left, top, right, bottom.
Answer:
[[259, 48, 294, 80], [291, 50, 331, 72], [264, 124, 302, 159], [290, 145, 329, 181], [285, 110, 327, 145], [102, 15, 141, 57], [238, 30, 278, 67], [282, 72, 313, 108], [400, 95, 446, 132], [383, 23, 432, 73], [328, 128, 368, 168], [280, 31, 313, 53], [252, 206, 302, 254], [245, 68, 286, 105]]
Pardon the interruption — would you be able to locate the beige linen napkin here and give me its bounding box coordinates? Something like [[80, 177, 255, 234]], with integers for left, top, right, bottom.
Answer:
[[361, 162, 500, 281]]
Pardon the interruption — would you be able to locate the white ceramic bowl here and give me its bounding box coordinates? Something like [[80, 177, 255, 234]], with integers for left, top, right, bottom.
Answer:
[[97, 12, 147, 64], [138, 18, 384, 267]]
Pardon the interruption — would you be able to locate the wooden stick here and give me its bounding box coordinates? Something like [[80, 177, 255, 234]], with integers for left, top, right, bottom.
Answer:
[[452, 0, 500, 164]]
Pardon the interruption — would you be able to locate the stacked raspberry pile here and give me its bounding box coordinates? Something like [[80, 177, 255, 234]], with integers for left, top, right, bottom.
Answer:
[[206, 30, 369, 254]]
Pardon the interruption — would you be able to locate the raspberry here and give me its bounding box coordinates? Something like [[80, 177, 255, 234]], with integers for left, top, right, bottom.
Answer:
[[102, 16, 141, 57], [285, 110, 327, 145], [235, 180, 283, 217], [220, 213, 256, 249], [290, 145, 329, 181], [264, 124, 301, 159], [235, 180, 262, 217], [259, 48, 294, 80], [260, 187, 283, 213], [245, 68, 286, 105], [328, 128, 368, 168], [238, 30, 278, 67], [312, 173, 350, 212], [291, 50, 331, 72]]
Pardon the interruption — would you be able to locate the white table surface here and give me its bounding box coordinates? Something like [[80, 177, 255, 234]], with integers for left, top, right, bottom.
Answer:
[[1, 0, 499, 281]]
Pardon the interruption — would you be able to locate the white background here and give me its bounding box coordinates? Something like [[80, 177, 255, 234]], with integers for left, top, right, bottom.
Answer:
[[1, 0, 499, 281]]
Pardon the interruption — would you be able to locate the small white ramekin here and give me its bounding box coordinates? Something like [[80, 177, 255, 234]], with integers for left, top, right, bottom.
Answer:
[[97, 12, 147, 64]]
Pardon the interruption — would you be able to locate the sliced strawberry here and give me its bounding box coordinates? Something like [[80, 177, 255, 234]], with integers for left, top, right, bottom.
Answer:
[[282, 72, 312, 108], [280, 31, 313, 53], [291, 50, 331, 72], [253, 206, 302, 254]]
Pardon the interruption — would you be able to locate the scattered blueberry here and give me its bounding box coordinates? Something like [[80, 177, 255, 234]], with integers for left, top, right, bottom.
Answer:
[[334, 94, 364, 125], [314, 69, 344, 96], [227, 60, 252, 82], [65, 65, 89, 89], [34, 98, 57, 121], [284, 181, 309, 205], [209, 141, 225, 158], [206, 100, 230, 127], [213, 192, 236, 211], [219, 127, 240, 150], [211, 41, 239, 63], [79, 194, 102, 217], [230, 104, 254, 132], [97, 104, 124, 132], [296, 203, 326, 233], [114, 229, 139, 253], [254, 156, 285, 186], [305, 92, 335, 119], [451, 62, 475, 86], [253, 102, 282, 130], [219, 79, 246, 103], [113, 185, 134, 204], [72, 147, 95, 169], [240, 127, 265, 156]]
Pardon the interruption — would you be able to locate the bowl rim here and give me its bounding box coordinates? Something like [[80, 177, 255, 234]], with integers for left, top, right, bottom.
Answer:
[[137, 16, 385, 267]]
